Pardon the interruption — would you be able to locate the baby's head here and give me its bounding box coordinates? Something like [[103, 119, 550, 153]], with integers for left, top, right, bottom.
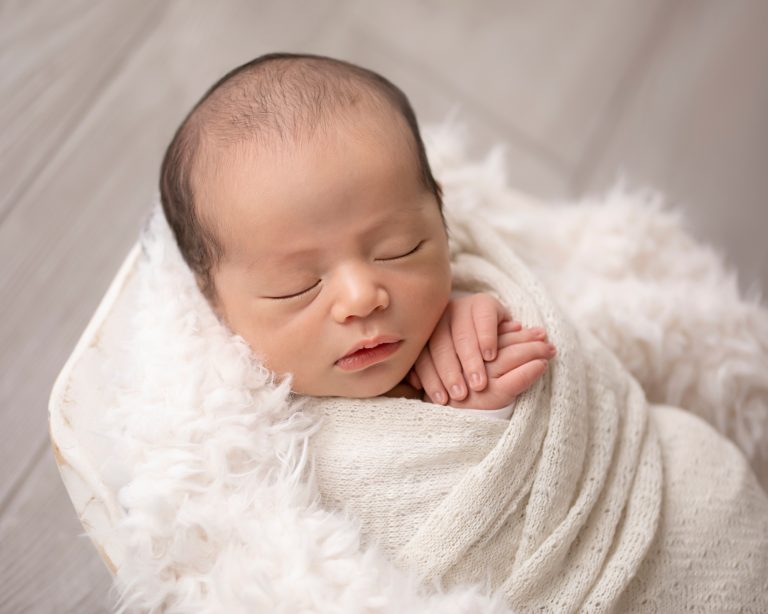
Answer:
[[160, 53, 453, 398]]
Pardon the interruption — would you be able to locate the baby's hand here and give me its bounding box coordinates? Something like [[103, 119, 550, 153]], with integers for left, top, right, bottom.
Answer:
[[429, 321, 555, 410], [407, 292, 518, 403]]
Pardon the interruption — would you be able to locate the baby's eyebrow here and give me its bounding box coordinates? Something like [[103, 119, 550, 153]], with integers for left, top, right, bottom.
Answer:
[[273, 245, 320, 264], [243, 248, 315, 272], [272, 212, 421, 264]]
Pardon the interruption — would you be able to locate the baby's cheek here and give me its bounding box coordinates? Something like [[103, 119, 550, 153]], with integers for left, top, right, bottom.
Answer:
[[412, 275, 451, 340], [280, 319, 332, 378], [235, 318, 292, 373]]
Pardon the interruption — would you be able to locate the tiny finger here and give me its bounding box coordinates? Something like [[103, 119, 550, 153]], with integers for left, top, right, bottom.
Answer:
[[486, 341, 557, 377], [450, 302, 489, 392], [430, 311, 470, 401], [497, 329, 554, 350], [470, 299, 503, 363], [407, 369, 422, 390], [415, 348, 450, 405], [499, 320, 523, 334], [496, 359, 549, 397]]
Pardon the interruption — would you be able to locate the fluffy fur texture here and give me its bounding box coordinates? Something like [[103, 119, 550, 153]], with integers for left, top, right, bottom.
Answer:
[[75, 121, 768, 612]]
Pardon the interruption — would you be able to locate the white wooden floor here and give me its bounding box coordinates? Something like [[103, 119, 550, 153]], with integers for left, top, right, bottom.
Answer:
[[2, 1, 767, 611]]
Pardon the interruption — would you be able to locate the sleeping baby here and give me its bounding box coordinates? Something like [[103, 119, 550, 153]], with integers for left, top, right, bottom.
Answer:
[[132, 51, 768, 612], [159, 52, 556, 417]]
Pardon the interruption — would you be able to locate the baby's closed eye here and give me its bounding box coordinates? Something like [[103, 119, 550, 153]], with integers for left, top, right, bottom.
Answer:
[[265, 279, 321, 300], [377, 240, 424, 261]]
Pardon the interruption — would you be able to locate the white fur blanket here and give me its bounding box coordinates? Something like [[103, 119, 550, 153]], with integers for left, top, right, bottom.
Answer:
[[78, 124, 768, 613]]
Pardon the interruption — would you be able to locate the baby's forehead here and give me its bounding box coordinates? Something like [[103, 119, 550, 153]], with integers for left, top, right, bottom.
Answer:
[[208, 141, 430, 265], [190, 73, 426, 246]]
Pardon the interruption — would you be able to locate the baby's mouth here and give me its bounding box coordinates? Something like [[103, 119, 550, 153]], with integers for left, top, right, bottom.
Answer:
[[335, 340, 403, 371]]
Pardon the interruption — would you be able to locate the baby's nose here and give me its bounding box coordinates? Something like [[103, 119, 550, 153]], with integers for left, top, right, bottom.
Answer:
[[331, 266, 389, 322]]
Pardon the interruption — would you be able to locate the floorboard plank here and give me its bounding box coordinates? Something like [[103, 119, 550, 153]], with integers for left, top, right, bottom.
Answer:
[[0, 0, 165, 221], [346, 0, 666, 169], [307, 19, 571, 198], [0, 450, 114, 614]]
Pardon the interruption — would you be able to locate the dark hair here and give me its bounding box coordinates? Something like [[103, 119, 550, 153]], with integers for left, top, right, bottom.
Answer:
[[159, 52, 444, 303]]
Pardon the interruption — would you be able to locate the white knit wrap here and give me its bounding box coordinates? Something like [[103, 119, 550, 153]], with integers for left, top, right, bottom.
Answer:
[[305, 207, 664, 612]]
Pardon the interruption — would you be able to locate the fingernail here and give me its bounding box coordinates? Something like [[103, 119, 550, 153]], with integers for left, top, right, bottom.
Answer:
[[470, 372, 482, 388], [548, 344, 557, 355], [539, 359, 549, 368], [434, 391, 446, 404], [450, 384, 464, 399], [484, 350, 494, 361], [533, 329, 546, 339]]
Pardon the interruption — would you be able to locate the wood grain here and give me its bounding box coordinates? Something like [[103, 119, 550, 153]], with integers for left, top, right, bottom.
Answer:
[[0, 450, 113, 613], [0, 0, 163, 222]]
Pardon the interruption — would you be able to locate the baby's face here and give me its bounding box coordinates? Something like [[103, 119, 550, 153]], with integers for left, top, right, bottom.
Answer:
[[204, 115, 452, 397]]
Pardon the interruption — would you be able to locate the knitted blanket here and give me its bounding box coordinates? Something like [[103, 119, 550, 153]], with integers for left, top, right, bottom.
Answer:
[[84, 126, 768, 613], [304, 208, 768, 612], [305, 211, 662, 609]]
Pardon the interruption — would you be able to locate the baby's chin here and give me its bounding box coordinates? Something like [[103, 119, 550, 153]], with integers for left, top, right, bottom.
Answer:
[[293, 365, 410, 399]]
